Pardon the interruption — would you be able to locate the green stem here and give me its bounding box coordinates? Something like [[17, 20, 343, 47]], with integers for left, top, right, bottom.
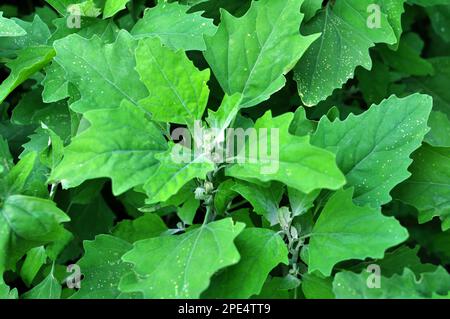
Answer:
[[227, 199, 247, 212]]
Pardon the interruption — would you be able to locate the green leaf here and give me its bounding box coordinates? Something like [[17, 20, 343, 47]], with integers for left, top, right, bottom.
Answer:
[[41, 62, 69, 103], [204, 0, 320, 108], [288, 188, 320, 217], [294, 0, 397, 105], [53, 30, 148, 113], [405, 57, 450, 117], [301, 272, 334, 299], [97, 0, 131, 18], [0, 11, 26, 37], [112, 214, 167, 243], [425, 111, 450, 147], [0, 46, 55, 104], [135, 37, 210, 125], [11, 88, 71, 140], [394, 144, 450, 231], [352, 245, 436, 277], [51, 100, 167, 195], [70, 235, 138, 299], [311, 94, 432, 207], [22, 269, 61, 299], [333, 266, 450, 298], [426, 4, 450, 43], [0, 16, 50, 56], [178, 196, 200, 225], [254, 275, 300, 299], [0, 195, 70, 272], [379, 0, 406, 49], [378, 33, 434, 76], [231, 181, 283, 225], [131, 2, 216, 51], [206, 93, 244, 135], [202, 228, 288, 298], [356, 60, 390, 105], [62, 195, 115, 260], [4, 151, 48, 198], [143, 146, 215, 204], [119, 218, 245, 298], [308, 188, 409, 276], [226, 111, 346, 194], [20, 246, 47, 287], [301, 0, 322, 21], [0, 136, 13, 179], [0, 279, 18, 299]]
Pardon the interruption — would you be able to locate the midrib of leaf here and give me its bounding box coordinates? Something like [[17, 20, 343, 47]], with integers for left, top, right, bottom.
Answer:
[[71, 53, 138, 106], [149, 153, 212, 200], [240, 2, 289, 100], [182, 225, 206, 296], [228, 142, 343, 183], [337, 104, 418, 178], [133, 223, 220, 297], [144, 45, 195, 120], [306, 6, 328, 97], [57, 46, 151, 115]]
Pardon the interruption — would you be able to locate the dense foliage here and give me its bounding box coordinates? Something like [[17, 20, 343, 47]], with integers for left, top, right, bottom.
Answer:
[[0, 0, 449, 299]]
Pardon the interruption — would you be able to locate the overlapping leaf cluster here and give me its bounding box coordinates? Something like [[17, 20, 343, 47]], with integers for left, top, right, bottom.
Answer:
[[0, 0, 449, 299]]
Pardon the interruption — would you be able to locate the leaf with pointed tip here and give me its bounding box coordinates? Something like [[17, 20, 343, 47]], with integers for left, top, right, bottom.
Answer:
[[226, 111, 346, 194], [96, 0, 131, 18], [131, 2, 216, 51], [333, 266, 450, 298], [0, 195, 70, 272], [0, 16, 50, 56], [12, 88, 71, 140], [22, 271, 61, 299], [202, 228, 288, 298], [4, 152, 48, 198], [394, 144, 450, 231], [53, 30, 148, 113], [112, 214, 168, 243], [311, 94, 432, 207], [294, 0, 397, 106], [301, 0, 322, 21], [0, 12, 26, 37], [204, 0, 320, 108], [378, 33, 434, 76], [41, 62, 69, 103], [288, 188, 320, 217], [50, 100, 167, 195], [425, 111, 450, 147], [206, 93, 243, 134], [70, 235, 138, 299], [379, 0, 406, 49], [405, 57, 450, 118], [231, 180, 283, 225], [143, 145, 215, 205], [135, 37, 210, 126], [0, 46, 55, 104], [20, 246, 47, 287], [119, 218, 245, 298], [308, 188, 409, 276]]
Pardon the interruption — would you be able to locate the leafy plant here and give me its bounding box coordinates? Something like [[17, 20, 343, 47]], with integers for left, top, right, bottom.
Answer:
[[0, 0, 449, 299]]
